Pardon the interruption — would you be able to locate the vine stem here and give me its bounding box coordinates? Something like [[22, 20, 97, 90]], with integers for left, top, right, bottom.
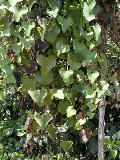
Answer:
[[98, 97, 106, 160]]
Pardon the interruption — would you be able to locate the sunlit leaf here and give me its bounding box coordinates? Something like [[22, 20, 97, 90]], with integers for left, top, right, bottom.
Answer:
[[60, 141, 73, 152]]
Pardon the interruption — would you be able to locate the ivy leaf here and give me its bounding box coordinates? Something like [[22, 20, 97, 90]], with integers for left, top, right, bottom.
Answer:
[[47, 124, 57, 139], [56, 39, 70, 56], [22, 20, 35, 37], [57, 16, 73, 33], [11, 43, 22, 55], [93, 23, 101, 41], [59, 69, 74, 86], [73, 40, 85, 53], [87, 71, 99, 84], [47, 8, 59, 18], [35, 71, 53, 86], [45, 27, 60, 44], [8, 0, 23, 6], [83, 1, 96, 21], [28, 89, 48, 106], [22, 76, 36, 91], [67, 106, 76, 118], [53, 89, 65, 99], [34, 112, 53, 129], [100, 80, 109, 91], [47, 0, 61, 18], [60, 141, 73, 152], [37, 55, 56, 76], [88, 137, 98, 154], [8, 6, 28, 22], [58, 100, 70, 114], [85, 86, 96, 98]]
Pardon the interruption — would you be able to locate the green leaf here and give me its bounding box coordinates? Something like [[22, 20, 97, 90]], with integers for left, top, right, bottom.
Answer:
[[83, 1, 96, 21], [47, 8, 59, 18], [73, 40, 85, 53], [60, 141, 73, 152], [100, 80, 109, 91], [47, 0, 61, 18], [47, 124, 57, 139], [93, 23, 101, 41], [22, 20, 35, 37], [56, 39, 70, 56], [53, 89, 65, 99], [22, 76, 36, 91], [58, 100, 70, 114], [37, 55, 56, 76], [57, 16, 73, 33], [11, 43, 22, 55], [28, 89, 48, 106], [8, 6, 28, 22], [1, 65, 14, 75], [87, 103, 97, 111], [67, 106, 76, 118], [45, 27, 60, 44], [68, 53, 81, 71], [35, 71, 53, 86], [88, 137, 98, 154], [59, 68, 74, 86], [8, 0, 23, 6], [34, 112, 53, 129], [85, 86, 96, 98], [87, 71, 99, 84]]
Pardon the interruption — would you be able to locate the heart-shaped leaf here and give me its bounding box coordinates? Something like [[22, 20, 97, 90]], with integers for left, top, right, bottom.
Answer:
[[93, 23, 101, 41], [67, 106, 76, 118], [57, 16, 73, 33], [53, 89, 65, 99], [87, 71, 99, 84], [56, 39, 70, 56], [59, 68, 74, 86], [37, 54, 56, 76], [60, 141, 73, 152], [28, 89, 48, 106]]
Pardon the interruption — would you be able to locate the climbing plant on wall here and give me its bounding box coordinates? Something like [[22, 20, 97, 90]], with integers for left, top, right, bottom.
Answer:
[[0, 0, 119, 159]]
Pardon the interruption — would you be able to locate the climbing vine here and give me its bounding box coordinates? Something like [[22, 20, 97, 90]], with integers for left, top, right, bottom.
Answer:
[[0, 0, 119, 159]]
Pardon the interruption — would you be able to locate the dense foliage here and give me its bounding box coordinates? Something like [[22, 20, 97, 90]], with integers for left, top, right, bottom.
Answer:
[[0, 0, 120, 159]]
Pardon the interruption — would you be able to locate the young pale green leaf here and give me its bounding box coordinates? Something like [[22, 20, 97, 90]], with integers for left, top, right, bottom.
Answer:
[[100, 80, 109, 91], [87, 71, 99, 84], [93, 23, 101, 41], [22, 20, 35, 37], [59, 68, 74, 86], [47, 8, 59, 18], [47, 0, 61, 17], [85, 86, 96, 98], [74, 122, 83, 130], [56, 39, 70, 56], [67, 106, 76, 118], [9, 6, 28, 22], [83, 2, 96, 21], [53, 89, 65, 99], [34, 112, 53, 129], [57, 16, 73, 33], [28, 89, 48, 106], [8, 0, 23, 6], [60, 141, 73, 152]]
